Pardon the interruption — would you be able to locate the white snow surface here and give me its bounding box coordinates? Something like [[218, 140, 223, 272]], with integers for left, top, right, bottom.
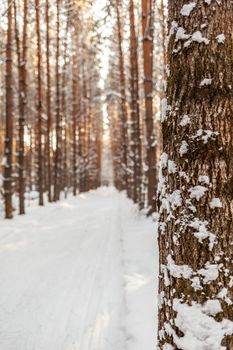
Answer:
[[0, 187, 158, 350]]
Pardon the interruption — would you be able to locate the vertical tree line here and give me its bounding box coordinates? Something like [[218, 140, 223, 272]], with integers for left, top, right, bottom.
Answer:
[[107, 0, 164, 213], [0, 0, 103, 218]]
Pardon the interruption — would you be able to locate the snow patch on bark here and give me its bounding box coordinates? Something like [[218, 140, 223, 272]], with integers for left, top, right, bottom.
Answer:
[[180, 3, 196, 16], [161, 265, 170, 287], [210, 197, 223, 209], [191, 276, 202, 291], [160, 152, 168, 168], [188, 218, 216, 249], [179, 171, 190, 182], [198, 175, 210, 185], [169, 190, 182, 210], [217, 288, 233, 305], [191, 129, 219, 145], [179, 141, 189, 156], [188, 186, 208, 200], [158, 291, 165, 309], [171, 299, 233, 350], [160, 189, 182, 214], [216, 34, 225, 44], [192, 31, 209, 45], [166, 255, 193, 279], [198, 264, 219, 284], [200, 78, 212, 86], [168, 160, 177, 174], [180, 115, 191, 126], [229, 276, 233, 288], [175, 27, 190, 42], [202, 300, 222, 316]]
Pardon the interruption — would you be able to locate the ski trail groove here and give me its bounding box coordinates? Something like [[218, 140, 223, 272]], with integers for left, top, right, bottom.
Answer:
[[0, 188, 156, 350]]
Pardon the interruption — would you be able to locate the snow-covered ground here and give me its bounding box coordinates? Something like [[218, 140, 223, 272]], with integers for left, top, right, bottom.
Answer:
[[0, 187, 158, 350]]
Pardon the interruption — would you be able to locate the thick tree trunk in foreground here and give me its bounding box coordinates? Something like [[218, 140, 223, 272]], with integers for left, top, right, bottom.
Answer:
[[4, 0, 14, 219], [129, 0, 142, 204], [141, 0, 156, 213], [158, 1, 233, 349]]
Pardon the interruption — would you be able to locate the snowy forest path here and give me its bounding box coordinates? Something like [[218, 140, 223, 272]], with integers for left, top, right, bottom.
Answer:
[[0, 187, 156, 350]]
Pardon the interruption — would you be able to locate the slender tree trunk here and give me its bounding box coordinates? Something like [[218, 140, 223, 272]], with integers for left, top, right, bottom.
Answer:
[[35, 0, 44, 206], [62, 119, 68, 197], [78, 102, 84, 192], [129, 0, 142, 204], [116, 0, 128, 191], [4, 0, 14, 219], [158, 2, 233, 349], [72, 54, 78, 196], [28, 126, 33, 192], [61, 29, 69, 197], [80, 62, 88, 193], [45, 0, 52, 202], [14, 0, 28, 215], [141, 0, 156, 213], [160, 0, 167, 82], [95, 120, 102, 188], [54, 0, 61, 201], [86, 79, 92, 192]]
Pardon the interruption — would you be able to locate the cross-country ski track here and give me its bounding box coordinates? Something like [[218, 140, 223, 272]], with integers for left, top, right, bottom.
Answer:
[[0, 187, 157, 350]]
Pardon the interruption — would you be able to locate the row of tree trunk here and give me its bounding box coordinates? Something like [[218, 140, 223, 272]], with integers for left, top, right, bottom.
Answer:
[[108, 0, 164, 213], [1, 0, 103, 219]]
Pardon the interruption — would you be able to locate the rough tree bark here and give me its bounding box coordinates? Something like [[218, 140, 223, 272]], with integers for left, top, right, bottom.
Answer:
[[141, 0, 156, 213], [158, 1, 233, 349], [4, 0, 14, 219]]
